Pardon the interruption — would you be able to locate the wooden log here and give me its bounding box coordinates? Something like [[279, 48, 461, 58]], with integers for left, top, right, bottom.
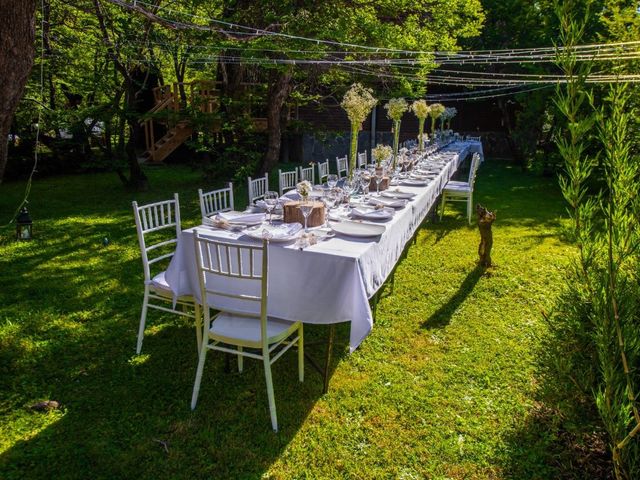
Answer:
[[283, 200, 325, 227], [476, 204, 496, 268]]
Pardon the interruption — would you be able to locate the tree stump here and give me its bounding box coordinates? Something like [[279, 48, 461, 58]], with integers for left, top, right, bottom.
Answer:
[[476, 204, 496, 268]]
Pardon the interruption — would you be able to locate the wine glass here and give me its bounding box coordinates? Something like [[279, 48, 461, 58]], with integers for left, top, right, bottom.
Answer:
[[327, 174, 338, 189], [299, 200, 314, 233], [375, 168, 384, 196], [322, 190, 337, 227], [359, 171, 371, 201], [263, 191, 278, 225]]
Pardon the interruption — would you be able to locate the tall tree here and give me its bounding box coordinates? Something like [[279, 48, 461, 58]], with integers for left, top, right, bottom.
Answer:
[[0, 0, 37, 184]]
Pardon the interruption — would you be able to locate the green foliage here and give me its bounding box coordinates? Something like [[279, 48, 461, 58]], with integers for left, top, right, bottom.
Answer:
[[0, 161, 592, 479], [550, 2, 640, 478]]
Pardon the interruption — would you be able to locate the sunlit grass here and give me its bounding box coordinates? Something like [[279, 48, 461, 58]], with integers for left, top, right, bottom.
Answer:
[[0, 162, 578, 479]]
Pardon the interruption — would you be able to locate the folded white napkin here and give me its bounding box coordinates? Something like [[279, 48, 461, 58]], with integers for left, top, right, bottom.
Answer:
[[217, 211, 266, 224], [352, 207, 393, 219], [368, 197, 407, 208], [281, 190, 302, 201], [258, 222, 302, 239]]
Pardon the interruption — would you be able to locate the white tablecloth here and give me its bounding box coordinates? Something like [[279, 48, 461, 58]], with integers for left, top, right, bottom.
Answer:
[[165, 141, 481, 351]]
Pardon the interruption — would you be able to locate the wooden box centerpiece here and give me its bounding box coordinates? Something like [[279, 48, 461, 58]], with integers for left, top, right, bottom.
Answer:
[[283, 200, 325, 227], [369, 176, 390, 192]]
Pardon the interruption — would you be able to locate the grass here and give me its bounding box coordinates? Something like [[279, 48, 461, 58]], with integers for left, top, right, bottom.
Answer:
[[0, 161, 583, 479]]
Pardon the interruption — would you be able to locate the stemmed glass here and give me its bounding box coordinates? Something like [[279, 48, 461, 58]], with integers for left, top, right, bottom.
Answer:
[[327, 174, 338, 189], [375, 168, 385, 196], [263, 191, 279, 225], [299, 200, 314, 233], [322, 190, 337, 227], [359, 171, 371, 202]]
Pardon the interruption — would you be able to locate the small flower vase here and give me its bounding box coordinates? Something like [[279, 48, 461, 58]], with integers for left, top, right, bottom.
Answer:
[[301, 194, 308, 204]]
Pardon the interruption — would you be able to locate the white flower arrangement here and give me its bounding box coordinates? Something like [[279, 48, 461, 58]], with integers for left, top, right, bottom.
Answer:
[[372, 144, 393, 166], [410, 99, 430, 120], [296, 180, 313, 198], [384, 97, 409, 121], [441, 107, 458, 121], [428, 103, 446, 120], [341, 83, 378, 125]]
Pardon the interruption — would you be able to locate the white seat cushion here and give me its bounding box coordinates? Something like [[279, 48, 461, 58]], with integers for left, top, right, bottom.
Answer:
[[444, 181, 471, 193], [210, 313, 297, 344]]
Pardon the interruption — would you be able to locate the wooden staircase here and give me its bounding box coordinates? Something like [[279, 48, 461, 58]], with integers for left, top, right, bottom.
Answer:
[[139, 80, 268, 164], [140, 120, 193, 165]]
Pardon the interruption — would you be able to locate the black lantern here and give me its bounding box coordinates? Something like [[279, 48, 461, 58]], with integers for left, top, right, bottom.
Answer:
[[16, 207, 33, 241]]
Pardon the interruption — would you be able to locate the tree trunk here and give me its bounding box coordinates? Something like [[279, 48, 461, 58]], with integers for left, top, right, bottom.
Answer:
[[0, 0, 37, 184], [124, 78, 148, 191], [497, 98, 526, 170], [261, 69, 292, 175]]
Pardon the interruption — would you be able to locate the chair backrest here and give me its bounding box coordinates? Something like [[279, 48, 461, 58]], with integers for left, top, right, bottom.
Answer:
[[357, 151, 367, 168], [468, 153, 480, 189], [248, 174, 269, 204], [278, 169, 299, 196], [335, 156, 348, 178], [317, 160, 330, 183], [132, 193, 181, 283], [299, 165, 315, 185], [198, 182, 234, 218], [193, 233, 268, 343]]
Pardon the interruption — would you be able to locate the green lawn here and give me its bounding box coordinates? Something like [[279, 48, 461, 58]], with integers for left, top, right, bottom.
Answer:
[[0, 161, 580, 479]]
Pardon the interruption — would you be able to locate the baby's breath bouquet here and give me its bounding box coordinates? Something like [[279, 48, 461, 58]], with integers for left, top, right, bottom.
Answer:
[[411, 100, 430, 152], [296, 180, 312, 201], [341, 83, 377, 179], [372, 144, 393, 167], [442, 107, 457, 130], [384, 98, 408, 169], [428, 103, 445, 137]]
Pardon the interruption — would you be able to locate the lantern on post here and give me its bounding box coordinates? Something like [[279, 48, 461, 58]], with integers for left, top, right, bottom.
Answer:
[[16, 207, 33, 241]]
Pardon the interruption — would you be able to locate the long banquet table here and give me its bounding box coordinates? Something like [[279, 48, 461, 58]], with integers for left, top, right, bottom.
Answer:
[[164, 141, 483, 352]]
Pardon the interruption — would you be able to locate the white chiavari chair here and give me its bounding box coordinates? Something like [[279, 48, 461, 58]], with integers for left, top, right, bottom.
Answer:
[[278, 169, 299, 196], [132, 194, 201, 354], [357, 151, 367, 169], [198, 182, 234, 218], [440, 153, 481, 224], [317, 159, 330, 183], [191, 233, 304, 432], [335, 155, 348, 178], [298, 164, 315, 185], [248, 174, 269, 204]]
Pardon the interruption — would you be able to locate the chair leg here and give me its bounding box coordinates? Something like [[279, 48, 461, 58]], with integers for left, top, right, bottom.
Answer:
[[298, 325, 304, 383], [194, 303, 202, 355], [136, 287, 150, 354], [263, 354, 278, 431], [238, 346, 244, 373], [191, 339, 209, 410], [467, 193, 473, 225], [439, 194, 446, 221]]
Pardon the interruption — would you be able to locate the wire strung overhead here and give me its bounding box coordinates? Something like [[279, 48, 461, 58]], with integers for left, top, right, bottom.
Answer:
[[60, 0, 640, 102]]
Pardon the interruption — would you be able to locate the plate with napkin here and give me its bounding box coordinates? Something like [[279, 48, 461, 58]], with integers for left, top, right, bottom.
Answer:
[[203, 211, 266, 230], [242, 222, 302, 242], [351, 206, 395, 221], [367, 196, 408, 209]]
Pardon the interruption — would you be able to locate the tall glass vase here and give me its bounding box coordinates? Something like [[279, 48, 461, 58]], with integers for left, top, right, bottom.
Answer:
[[392, 119, 401, 170], [417, 118, 425, 152], [348, 123, 358, 180]]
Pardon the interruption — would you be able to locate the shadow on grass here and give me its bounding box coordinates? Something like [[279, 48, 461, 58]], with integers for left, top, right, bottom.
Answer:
[[421, 265, 486, 330]]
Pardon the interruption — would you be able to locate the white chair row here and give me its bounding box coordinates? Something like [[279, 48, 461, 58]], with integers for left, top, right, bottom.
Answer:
[[440, 152, 481, 224], [132, 193, 303, 431]]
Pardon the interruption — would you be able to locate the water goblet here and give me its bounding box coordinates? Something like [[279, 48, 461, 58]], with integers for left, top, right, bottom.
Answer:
[[327, 174, 338, 189], [299, 200, 314, 233], [375, 168, 384, 196], [263, 191, 278, 225]]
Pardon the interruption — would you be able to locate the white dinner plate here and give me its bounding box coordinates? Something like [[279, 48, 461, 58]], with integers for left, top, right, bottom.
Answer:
[[329, 220, 386, 238], [242, 223, 302, 242], [381, 189, 416, 199], [400, 179, 429, 186]]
